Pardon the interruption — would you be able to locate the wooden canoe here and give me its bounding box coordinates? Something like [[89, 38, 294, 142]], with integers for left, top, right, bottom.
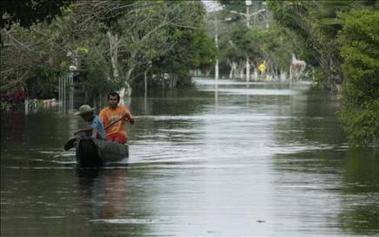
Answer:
[[75, 137, 129, 167]]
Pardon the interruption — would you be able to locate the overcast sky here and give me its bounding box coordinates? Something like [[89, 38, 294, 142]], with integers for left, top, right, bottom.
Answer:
[[202, 0, 223, 12]]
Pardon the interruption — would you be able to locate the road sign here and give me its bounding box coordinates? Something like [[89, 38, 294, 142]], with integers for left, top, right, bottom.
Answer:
[[259, 62, 266, 74]]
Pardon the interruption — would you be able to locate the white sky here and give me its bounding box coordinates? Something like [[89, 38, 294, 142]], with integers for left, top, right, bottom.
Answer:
[[202, 0, 223, 12]]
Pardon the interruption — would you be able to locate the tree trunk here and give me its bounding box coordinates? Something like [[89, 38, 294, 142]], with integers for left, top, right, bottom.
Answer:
[[254, 68, 258, 81], [229, 61, 237, 79], [118, 68, 133, 105], [144, 70, 148, 98], [239, 62, 244, 79], [107, 30, 120, 82]]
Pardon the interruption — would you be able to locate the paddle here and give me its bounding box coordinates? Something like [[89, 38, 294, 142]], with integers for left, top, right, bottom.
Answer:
[[104, 116, 125, 130], [106, 112, 135, 129], [64, 136, 77, 151], [63, 128, 93, 151]]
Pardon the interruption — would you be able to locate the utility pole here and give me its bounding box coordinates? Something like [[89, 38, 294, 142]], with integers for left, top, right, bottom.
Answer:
[[230, 1, 266, 83], [245, 0, 251, 82], [215, 16, 219, 83], [212, 1, 265, 83], [214, 14, 232, 83]]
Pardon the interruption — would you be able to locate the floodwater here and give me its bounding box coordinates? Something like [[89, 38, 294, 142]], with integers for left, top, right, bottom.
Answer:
[[1, 78, 378, 237]]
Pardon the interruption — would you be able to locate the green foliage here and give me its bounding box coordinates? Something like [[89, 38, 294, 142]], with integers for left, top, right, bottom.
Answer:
[[80, 47, 116, 94], [0, 0, 72, 29], [268, 0, 378, 89], [338, 9, 379, 145], [340, 100, 379, 145], [1, 2, 118, 100], [184, 28, 216, 71], [266, 0, 363, 89], [1, 0, 215, 100], [213, 0, 311, 77], [216, 20, 246, 64], [27, 67, 64, 99], [257, 25, 302, 70], [151, 1, 216, 75], [213, 14, 304, 74], [1, 21, 68, 98], [153, 28, 215, 75], [266, 0, 378, 146]]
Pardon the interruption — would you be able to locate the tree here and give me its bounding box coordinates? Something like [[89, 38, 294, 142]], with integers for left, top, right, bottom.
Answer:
[[267, 0, 378, 90], [1, 22, 68, 99], [0, 0, 72, 29], [1, 0, 216, 107], [338, 9, 379, 145], [151, 1, 216, 81], [208, 2, 300, 80]]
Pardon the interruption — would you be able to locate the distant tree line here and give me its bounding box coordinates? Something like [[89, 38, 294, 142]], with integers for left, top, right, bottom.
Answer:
[[213, 0, 306, 81]]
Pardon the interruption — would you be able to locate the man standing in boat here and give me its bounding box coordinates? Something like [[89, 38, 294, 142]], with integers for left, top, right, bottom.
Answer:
[[100, 92, 135, 144]]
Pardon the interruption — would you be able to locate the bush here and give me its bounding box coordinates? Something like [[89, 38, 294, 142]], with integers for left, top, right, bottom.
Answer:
[[340, 100, 379, 145], [338, 9, 379, 146]]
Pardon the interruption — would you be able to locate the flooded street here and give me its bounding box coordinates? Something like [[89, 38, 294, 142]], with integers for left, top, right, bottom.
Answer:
[[1, 78, 378, 236]]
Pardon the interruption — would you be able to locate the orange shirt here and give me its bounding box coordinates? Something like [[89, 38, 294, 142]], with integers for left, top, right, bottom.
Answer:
[[99, 105, 132, 138]]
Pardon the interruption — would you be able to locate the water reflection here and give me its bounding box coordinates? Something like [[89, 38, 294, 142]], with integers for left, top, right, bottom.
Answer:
[[76, 168, 154, 236], [77, 169, 128, 220], [272, 148, 379, 236], [270, 84, 378, 235], [339, 148, 379, 235]]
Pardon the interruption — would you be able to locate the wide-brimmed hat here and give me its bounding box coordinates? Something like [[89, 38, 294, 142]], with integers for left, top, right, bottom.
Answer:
[[75, 104, 94, 116]]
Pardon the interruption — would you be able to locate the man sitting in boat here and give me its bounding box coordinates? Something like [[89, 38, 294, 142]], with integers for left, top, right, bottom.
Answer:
[[74, 104, 106, 140], [99, 92, 135, 144]]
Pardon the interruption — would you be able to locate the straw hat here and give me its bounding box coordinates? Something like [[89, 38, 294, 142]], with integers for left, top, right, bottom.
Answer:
[[75, 105, 94, 115]]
